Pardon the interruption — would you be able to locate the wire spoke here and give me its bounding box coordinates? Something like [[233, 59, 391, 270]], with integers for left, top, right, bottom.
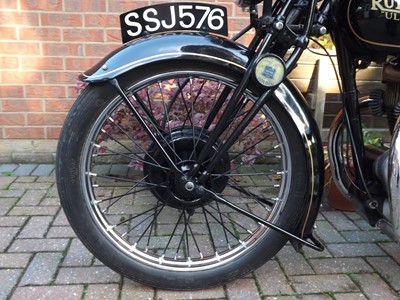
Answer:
[[202, 206, 244, 243], [82, 71, 292, 271], [206, 203, 256, 235], [226, 182, 277, 209], [196, 97, 251, 169], [174, 210, 191, 261], [122, 89, 184, 170], [95, 190, 137, 204], [98, 176, 150, 212], [130, 92, 162, 130], [214, 201, 231, 248], [90, 172, 167, 189], [162, 78, 189, 128], [186, 215, 203, 259], [96, 117, 164, 168], [128, 202, 165, 245], [162, 209, 185, 258], [93, 142, 170, 172], [225, 130, 277, 166], [116, 202, 166, 227], [159, 81, 183, 164], [102, 187, 136, 213], [177, 77, 196, 130], [203, 84, 231, 129], [145, 201, 164, 251], [202, 206, 218, 255]]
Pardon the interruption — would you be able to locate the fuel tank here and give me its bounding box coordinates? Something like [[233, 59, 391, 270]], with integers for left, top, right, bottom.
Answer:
[[346, 0, 400, 54]]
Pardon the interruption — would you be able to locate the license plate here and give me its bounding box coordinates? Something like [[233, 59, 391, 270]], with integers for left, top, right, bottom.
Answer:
[[120, 3, 228, 43]]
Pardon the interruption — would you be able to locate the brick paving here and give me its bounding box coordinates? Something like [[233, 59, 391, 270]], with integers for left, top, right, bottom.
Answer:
[[0, 164, 399, 300]]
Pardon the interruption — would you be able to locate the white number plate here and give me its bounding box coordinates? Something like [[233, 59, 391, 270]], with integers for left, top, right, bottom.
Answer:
[[120, 3, 228, 43]]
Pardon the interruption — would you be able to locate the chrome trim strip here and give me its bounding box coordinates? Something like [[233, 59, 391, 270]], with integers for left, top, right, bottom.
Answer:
[[82, 52, 245, 80]]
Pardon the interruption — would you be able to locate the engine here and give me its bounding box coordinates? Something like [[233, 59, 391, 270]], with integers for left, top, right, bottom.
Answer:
[[369, 56, 400, 133], [368, 55, 400, 243]]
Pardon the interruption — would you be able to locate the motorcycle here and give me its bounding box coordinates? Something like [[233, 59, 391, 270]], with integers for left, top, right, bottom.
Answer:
[[56, 0, 400, 290]]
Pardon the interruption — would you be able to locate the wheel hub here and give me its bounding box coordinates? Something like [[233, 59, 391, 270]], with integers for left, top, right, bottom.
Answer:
[[143, 127, 230, 209]]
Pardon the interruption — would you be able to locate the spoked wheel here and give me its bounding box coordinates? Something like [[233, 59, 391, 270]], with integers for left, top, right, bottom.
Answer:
[[56, 61, 309, 289]]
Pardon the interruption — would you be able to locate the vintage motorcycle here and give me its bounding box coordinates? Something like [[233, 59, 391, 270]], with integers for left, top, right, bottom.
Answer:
[[56, 0, 400, 290]]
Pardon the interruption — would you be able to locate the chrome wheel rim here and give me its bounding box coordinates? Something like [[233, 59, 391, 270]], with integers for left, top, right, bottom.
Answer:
[[81, 71, 292, 271]]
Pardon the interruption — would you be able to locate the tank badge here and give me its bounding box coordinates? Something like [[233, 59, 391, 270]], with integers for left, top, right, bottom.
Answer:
[[254, 54, 286, 88], [371, 0, 400, 21]]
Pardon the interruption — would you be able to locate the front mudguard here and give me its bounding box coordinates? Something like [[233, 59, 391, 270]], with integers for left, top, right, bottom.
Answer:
[[81, 32, 324, 243], [81, 33, 248, 82]]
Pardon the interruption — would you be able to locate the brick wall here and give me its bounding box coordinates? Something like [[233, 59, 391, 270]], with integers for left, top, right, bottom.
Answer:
[[0, 1, 382, 162], [0, 0, 254, 162]]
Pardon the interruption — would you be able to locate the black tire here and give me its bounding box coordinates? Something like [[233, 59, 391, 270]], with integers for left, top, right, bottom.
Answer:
[[56, 60, 309, 290]]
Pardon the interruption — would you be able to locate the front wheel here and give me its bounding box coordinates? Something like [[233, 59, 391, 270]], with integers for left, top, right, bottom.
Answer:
[[56, 60, 309, 290]]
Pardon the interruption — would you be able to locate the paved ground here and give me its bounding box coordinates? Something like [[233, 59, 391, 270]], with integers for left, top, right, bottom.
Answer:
[[0, 163, 399, 300]]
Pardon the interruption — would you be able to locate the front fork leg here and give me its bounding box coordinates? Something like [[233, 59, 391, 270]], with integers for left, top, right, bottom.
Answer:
[[197, 88, 275, 183], [331, 30, 382, 223], [187, 30, 278, 180]]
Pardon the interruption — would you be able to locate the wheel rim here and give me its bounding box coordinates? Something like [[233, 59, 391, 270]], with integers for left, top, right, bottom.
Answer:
[[82, 71, 292, 271]]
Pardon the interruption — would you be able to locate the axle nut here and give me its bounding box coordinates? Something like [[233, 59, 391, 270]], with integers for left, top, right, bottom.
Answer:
[[185, 181, 195, 191]]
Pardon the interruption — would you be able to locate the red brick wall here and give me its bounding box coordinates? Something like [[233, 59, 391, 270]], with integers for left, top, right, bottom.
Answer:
[[0, 1, 381, 161], [0, 1, 248, 143]]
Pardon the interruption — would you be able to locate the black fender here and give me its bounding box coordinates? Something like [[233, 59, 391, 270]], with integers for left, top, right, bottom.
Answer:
[[81, 32, 324, 243], [81, 33, 248, 82]]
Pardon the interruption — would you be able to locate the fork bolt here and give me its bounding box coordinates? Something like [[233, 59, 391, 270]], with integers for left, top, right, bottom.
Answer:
[[185, 182, 195, 191]]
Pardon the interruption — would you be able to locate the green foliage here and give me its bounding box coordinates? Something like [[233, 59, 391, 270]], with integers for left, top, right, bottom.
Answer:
[[362, 127, 383, 147], [1, 171, 14, 176], [310, 34, 334, 50]]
